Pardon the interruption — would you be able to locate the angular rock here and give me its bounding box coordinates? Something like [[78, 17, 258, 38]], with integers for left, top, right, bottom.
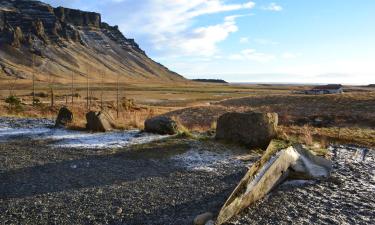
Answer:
[[194, 212, 214, 225], [86, 111, 115, 132], [54, 7, 101, 28], [144, 116, 178, 135], [55, 107, 73, 127], [215, 112, 278, 149], [216, 140, 332, 225]]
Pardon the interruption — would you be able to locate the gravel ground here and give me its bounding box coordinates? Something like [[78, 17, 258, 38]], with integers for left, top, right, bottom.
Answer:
[[0, 118, 374, 225], [227, 145, 375, 225], [0, 118, 252, 225]]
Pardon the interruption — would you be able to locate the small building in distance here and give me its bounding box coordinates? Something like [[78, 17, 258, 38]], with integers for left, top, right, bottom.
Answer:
[[294, 84, 344, 95]]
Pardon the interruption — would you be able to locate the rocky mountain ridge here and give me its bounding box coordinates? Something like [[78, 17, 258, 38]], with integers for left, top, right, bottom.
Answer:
[[0, 0, 184, 83]]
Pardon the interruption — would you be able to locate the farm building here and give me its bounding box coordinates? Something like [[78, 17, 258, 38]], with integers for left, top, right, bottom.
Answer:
[[294, 84, 344, 95]]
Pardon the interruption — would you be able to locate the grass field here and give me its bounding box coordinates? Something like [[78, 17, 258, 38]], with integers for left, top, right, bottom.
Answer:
[[0, 80, 374, 147]]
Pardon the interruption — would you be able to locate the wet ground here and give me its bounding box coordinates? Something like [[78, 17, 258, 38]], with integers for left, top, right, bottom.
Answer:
[[0, 117, 374, 225]]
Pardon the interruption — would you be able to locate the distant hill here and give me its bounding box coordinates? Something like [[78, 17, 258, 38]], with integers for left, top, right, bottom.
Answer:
[[192, 79, 228, 84], [0, 0, 184, 83], [368, 84, 375, 88]]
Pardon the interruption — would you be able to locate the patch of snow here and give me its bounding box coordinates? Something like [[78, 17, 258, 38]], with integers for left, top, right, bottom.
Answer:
[[49, 130, 168, 149], [0, 117, 169, 149], [172, 150, 242, 173], [0, 127, 51, 141]]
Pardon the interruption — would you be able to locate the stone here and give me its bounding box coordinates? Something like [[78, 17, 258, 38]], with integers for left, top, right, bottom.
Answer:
[[115, 207, 123, 215], [55, 107, 73, 127], [216, 140, 332, 225], [86, 111, 115, 132], [54, 7, 101, 28], [144, 116, 178, 135], [194, 212, 213, 225], [215, 112, 278, 149]]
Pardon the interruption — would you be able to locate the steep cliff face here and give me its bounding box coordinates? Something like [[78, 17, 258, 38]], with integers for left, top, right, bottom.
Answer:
[[0, 0, 184, 83]]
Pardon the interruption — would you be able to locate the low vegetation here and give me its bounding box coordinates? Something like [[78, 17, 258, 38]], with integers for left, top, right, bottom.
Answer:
[[0, 82, 374, 148]]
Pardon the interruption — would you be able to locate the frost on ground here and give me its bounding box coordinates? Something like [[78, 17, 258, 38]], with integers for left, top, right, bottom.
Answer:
[[0, 117, 168, 149], [172, 150, 243, 173]]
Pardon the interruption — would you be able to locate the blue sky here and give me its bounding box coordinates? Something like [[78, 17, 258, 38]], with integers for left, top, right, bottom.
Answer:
[[42, 0, 375, 84]]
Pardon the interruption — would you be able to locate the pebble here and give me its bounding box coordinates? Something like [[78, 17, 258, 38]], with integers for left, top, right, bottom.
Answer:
[[116, 207, 123, 215], [194, 212, 214, 225]]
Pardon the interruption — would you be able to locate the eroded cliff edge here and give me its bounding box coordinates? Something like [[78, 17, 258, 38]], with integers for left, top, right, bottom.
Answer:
[[0, 0, 184, 83]]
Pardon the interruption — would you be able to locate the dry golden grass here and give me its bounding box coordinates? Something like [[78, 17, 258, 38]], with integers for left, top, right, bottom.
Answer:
[[279, 125, 375, 148], [0, 82, 374, 147]]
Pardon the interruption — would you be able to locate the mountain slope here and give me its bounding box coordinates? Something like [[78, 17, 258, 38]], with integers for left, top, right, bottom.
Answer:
[[0, 0, 185, 83]]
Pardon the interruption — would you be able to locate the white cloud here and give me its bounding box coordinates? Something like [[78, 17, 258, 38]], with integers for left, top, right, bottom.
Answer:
[[178, 16, 239, 57], [262, 3, 283, 11], [111, 0, 255, 57], [281, 52, 299, 59], [253, 38, 278, 45], [43, 0, 255, 57], [240, 37, 250, 43], [229, 49, 276, 62]]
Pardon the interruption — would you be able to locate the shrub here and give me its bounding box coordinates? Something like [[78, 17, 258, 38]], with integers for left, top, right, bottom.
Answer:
[[122, 97, 136, 111], [5, 95, 23, 111]]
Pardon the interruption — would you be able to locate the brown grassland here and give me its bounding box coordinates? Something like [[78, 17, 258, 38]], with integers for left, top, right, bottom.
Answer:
[[0, 79, 374, 148]]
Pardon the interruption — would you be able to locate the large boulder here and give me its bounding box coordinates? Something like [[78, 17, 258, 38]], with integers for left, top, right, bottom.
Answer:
[[216, 140, 332, 225], [215, 112, 278, 149], [55, 107, 73, 127], [86, 111, 115, 132], [144, 116, 178, 135]]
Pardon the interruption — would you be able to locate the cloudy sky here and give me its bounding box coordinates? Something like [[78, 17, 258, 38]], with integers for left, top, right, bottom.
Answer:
[[42, 0, 375, 84]]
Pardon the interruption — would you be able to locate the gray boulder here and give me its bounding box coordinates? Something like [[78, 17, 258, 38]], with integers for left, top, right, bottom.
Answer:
[[144, 116, 178, 135], [86, 111, 115, 132], [55, 107, 73, 127], [215, 112, 278, 149]]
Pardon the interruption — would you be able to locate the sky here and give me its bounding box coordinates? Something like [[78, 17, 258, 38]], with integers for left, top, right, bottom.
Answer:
[[42, 0, 375, 84]]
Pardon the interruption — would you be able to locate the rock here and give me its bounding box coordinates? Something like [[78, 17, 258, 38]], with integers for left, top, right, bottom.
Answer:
[[0, 11, 4, 31], [216, 140, 332, 225], [144, 116, 178, 135], [215, 112, 278, 149], [86, 111, 115, 132], [194, 212, 214, 225], [54, 7, 101, 28], [55, 107, 73, 127], [115, 207, 123, 215], [32, 19, 49, 44]]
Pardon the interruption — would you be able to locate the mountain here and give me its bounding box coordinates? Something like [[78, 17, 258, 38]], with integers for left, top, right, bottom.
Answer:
[[0, 0, 184, 83]]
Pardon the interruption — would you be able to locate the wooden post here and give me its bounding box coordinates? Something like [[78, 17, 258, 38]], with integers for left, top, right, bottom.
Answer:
[[47, 60, 54, 108], [32, 54, 35, 106], [101, 69, 104, 110], [117, 73, 119, 118], [86, 67, 89, 111], [50, 87, 54, 108], [71, 69, 74, 106]]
